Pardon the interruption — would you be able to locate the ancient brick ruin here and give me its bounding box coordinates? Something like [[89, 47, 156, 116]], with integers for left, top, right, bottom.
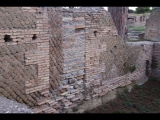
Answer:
[[145, 8, 160, 41], [144, 8, 160, 79], [127, 13, 150, 27], [108, 7, 128, 40], [0, 7, 155, 113]]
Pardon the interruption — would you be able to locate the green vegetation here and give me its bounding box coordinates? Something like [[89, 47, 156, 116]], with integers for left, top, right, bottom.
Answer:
[[124, 98, 133, 107], [134, 103, 150, 113], [134, 84, 141, 89], [128, 7, 152, 14], [87, 79, 160, 113], [129, 26, 145, 32], [152, 99, 160, 109], [130, 66, 136, 73], [123, 64, 136, 74], [128, 9, 135, 13], [117, 92, 127, 99], [117, 85, 151, 112], [72, 107, 78, 112], [135, 7, 153, 14], [127, 39, 152, 42], [128, 25, 135, 29]]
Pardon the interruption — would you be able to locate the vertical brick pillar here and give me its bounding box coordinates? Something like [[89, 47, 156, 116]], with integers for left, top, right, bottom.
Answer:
[[108, 7, 128, 40]]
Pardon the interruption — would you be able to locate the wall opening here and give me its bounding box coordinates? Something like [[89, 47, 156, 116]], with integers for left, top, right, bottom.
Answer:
[[94, 31, 98, 37], [4, 35, 13, 42], [114, 46, 117, 49], [32, 34, 37, 40]]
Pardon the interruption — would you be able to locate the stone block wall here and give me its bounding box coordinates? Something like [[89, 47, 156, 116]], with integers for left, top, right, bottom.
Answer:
[[144, 9, 160, 41], [152, 43, 160, 78], [59, 9, 86, 108], [0, 7, 154, 113]]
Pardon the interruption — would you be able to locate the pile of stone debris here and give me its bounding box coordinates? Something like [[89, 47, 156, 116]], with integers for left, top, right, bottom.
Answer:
[[0, 96, 33, 113]]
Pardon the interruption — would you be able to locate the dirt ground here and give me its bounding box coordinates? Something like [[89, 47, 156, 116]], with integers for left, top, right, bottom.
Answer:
[[86, 79, 160, 113]]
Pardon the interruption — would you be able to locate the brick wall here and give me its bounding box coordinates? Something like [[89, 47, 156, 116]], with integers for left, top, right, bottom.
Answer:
[[0, 7, 50, 108], [47, 7, 63, 92], [0, 7, 154, 113], [108, 7, 128, 40], [84, 7, 152, 99]]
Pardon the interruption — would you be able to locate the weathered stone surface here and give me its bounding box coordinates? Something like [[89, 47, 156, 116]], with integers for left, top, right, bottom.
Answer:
[[0, 7, 154, 113], [145, 9, 160, 41]]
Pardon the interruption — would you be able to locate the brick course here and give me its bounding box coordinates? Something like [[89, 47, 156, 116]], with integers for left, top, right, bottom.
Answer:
[[0, 7, 154, 113]]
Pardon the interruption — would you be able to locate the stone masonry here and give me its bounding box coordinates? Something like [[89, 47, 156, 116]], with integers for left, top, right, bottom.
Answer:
[[0, 7, 154, 113], [145, 8, 160, 41]]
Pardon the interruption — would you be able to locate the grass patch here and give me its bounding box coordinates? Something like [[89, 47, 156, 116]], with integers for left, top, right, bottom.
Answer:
[[124, 98, 133, 108], [87, 78, 160, 113], [127, 39, 152, 42], [137, 92, 147, 98], [127, 39, 140, 42], [134, 84, 141, 89], [135, 104, 150, 113], [128, 26, 145, 32], [117, 92, 127, 99], [128, 25, 135, 29], [151, 88, 159, 94], [152, 98, 160, 108]]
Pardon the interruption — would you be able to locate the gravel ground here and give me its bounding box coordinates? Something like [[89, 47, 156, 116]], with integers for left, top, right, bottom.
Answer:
[[0, 96, 33, 113]]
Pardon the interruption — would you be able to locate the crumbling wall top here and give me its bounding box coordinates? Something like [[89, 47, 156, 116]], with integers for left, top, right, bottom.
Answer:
[[62, 7, 104, 13]]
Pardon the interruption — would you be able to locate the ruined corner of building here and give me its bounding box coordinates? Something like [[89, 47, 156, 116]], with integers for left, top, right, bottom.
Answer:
[[0, 7, 158, 113]]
